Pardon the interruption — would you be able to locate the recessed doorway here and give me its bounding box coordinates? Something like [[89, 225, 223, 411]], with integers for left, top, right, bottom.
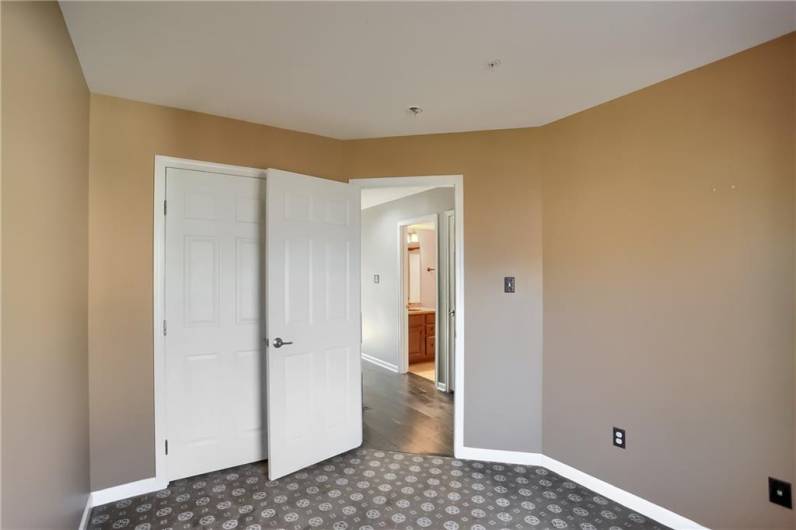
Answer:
[[355, 176, 463, 457]]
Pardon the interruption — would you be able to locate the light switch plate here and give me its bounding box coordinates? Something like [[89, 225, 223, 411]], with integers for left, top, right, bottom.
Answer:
[[504, 276, 515, 293], [373, 274, 380, 284]]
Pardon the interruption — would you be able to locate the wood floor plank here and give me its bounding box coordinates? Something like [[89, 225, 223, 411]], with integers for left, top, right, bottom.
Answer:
[[361, 360, 454, 456]]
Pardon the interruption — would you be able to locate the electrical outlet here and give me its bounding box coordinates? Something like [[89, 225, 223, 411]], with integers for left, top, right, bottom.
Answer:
[[613, 427, 626, 449], [769, 478, 792, 509], [504, 276, 515, 293]]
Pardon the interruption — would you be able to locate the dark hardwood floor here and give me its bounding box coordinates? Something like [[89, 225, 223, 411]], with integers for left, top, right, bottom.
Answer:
[[361, 360, 454, 456]]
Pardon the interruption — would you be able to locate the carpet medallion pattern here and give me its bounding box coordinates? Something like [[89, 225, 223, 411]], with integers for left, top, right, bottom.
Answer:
[[88, 448, 668, 530]]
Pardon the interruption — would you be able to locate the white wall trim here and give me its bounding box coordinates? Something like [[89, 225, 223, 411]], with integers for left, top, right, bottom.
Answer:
[[350, 175, 465, 460], [539, 454, 707, 530], [457, 446, 543, 466], [153, 155, 268, 485], [458, 446, 708, 530], [361, 352, 399, 373], [89, 477, 169, 509], [78, 494, 93, 530]]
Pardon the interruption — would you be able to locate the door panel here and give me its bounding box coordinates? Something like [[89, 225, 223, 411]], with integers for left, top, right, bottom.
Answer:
[[266, 169, 362, 480], [165, 167, 266, 481]]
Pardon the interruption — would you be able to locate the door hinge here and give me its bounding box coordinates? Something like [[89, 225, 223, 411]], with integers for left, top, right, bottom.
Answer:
[[163, 320, 167, 336], [163, 200, 167, 215], [165, 439, 169, 455]]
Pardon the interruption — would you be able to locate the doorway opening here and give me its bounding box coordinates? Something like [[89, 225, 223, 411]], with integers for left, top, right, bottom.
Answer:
[[402, 217, 438, 384], [355, 176, 463, 457]]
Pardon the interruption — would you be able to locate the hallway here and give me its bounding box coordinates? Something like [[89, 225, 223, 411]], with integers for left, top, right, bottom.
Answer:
[[362, 361, 454, 456]]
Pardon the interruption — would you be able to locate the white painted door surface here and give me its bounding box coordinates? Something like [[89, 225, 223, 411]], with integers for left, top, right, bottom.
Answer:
[[165, 167, 267, 481], [266, 169, 362, 480]]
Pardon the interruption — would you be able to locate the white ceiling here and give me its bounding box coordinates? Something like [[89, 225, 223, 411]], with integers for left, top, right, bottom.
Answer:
[[61, 2, 796, 140], [361, 186, 439, 210]]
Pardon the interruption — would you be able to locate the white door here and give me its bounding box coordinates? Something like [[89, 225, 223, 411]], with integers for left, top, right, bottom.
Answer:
[[165, 167, 267, 481], [266, 169, 362, 480]]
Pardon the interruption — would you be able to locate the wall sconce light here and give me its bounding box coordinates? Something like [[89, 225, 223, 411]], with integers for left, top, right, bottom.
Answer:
[[407, 232, 419, 244]]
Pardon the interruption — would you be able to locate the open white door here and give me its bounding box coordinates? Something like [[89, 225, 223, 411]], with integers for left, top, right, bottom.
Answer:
[[266, 169, 362, 480]]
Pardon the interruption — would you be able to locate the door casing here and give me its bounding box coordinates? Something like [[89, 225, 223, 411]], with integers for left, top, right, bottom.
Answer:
[[350, 175, 465, 458]]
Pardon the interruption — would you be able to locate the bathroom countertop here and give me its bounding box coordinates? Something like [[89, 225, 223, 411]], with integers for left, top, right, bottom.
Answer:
[[407, 307, 435, 315]]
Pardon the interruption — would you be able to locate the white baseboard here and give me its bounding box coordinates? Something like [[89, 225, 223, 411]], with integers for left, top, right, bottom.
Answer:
[[77, 493, 93, 530], [456, 446, 542, 466], [361, 353, 398, 373], [90, 476, 168, 508], [458, 446, 707, 530], [539, 455, 707, 530]]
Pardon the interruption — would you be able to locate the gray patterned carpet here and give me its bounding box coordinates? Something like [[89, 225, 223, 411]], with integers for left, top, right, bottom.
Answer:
[[88, 448, 669, 530]]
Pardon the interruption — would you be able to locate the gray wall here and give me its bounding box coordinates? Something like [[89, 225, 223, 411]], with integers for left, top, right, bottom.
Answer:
[[1, 2, 90, 528], [361, 188, 454, 368]]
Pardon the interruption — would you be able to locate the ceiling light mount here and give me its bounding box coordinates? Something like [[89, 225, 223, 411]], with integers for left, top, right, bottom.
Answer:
[[407, 106, 423, 116]]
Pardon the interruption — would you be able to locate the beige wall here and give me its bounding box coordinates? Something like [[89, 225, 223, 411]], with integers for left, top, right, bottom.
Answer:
[[344, 128, 545, 454], [1, 2, 90, 529], [88, 94, 344, 489], [89, 101, 547, 486], [541, 34, 795, 529]]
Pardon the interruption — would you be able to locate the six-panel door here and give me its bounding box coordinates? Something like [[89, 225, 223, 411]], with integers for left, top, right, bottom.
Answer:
[[164, 167, 267, 481], [265, 169, 362, 480]]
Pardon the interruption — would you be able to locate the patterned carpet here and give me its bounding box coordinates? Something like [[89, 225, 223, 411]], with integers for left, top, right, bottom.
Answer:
[[87, 448, 669, 530]]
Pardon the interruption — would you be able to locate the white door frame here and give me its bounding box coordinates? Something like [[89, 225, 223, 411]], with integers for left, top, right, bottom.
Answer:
[[350, 175, 465, 458], [439, 208, 455, 393], [153, 155, 268, 484], [397, 214, 438, 375]]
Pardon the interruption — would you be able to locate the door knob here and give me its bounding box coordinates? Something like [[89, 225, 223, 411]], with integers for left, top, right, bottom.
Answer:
[[272, 337, 293, 348]]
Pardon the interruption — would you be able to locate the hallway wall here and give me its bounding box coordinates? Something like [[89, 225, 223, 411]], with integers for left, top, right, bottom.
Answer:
[[1, 2, 90, 528], [361, 188, 454, 369]]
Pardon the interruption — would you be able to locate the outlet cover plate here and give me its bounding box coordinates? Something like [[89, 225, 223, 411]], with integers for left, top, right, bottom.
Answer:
[[613, 427, 626, 449], [769, 477, 792, 509]]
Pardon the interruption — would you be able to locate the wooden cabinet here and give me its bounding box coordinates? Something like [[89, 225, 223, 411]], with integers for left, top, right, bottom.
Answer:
[[408, 311, 435, 364], [408, 313, 426, 362]]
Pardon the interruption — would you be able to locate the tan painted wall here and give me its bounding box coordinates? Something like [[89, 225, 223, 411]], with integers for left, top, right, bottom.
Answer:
[[1, 2, 90, 528], [541, 34, 795, 529], [88, 94, 344, 489], [344, 128, 546, 454]]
